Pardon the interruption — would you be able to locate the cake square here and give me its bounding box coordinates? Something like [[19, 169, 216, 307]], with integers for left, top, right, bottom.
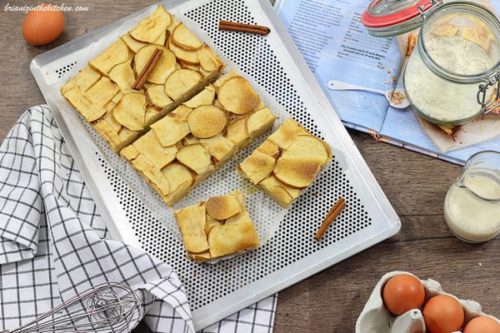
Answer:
[[61, 5, 224, 152], [174, 190, 260, 261], [121, 71, 276, 205], [238, 119, 332, 208]]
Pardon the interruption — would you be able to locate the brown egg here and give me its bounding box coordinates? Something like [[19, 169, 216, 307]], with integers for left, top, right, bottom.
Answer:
[[382, 274, 426, 315], [22, 4, 64, 46], [423, 294, 464, 333], [464, 316, 500, 333]]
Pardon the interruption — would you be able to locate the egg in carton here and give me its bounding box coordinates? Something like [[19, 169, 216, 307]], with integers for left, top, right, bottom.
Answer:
[[355, 271, 500, 333]]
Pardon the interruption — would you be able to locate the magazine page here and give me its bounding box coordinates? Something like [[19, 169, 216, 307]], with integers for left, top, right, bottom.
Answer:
[[275, 0, 403, 131], [276, 0, 500, 165], [380, 104, 500, 163]]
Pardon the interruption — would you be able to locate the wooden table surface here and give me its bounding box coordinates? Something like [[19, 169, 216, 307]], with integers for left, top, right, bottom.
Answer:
[[0, 1, 498, 332]]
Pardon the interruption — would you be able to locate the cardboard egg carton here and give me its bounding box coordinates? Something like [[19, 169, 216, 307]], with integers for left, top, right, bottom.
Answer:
[[356, 271, 500, 333]]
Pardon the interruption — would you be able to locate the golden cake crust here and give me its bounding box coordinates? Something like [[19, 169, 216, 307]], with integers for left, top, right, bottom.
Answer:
[[239, 119, 332, 208], [174, 191, 260, 261], [121, 72, 276, 206], [61, 5, 224, 152]]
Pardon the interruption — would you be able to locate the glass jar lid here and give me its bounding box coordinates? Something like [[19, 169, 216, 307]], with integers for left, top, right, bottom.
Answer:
[[361, 0, 436, 36]]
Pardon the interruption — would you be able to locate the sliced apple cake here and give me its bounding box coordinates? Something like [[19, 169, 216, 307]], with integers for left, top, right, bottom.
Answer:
[[174, 190, 260, 261], [61, 6, 224, 152], [238, 119, 332, 208], [121, 72, 276, 205]]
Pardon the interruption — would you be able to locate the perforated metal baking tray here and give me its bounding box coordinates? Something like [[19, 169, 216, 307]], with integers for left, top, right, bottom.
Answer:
[[30, 0, 401, 330]]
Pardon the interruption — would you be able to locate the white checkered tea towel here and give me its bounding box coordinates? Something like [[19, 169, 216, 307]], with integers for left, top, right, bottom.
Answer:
[[0, 106, 276, 333]]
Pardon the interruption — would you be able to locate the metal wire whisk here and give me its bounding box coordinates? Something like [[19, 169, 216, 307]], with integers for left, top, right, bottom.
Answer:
[[2, 282, 143, 333]]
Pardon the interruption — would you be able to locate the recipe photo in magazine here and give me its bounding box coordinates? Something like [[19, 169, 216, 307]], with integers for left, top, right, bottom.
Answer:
[[275, 0, 500, 164]]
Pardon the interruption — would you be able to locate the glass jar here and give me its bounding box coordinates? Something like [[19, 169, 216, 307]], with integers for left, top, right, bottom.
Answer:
[[362, 1, 500, 126], [405, 2, 500, 125], [444, 151, 500, 243]]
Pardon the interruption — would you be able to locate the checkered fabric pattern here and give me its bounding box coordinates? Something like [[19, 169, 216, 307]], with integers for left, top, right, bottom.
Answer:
[[0, 106, 277, 333]]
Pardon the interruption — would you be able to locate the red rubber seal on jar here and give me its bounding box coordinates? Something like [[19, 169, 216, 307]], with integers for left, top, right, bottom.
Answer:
[[362, 0, 432, 28]]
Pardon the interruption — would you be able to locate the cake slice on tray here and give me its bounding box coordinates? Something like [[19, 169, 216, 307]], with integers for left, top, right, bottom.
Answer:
[[61, 6, 224, 152], [121, 71, 276, 205], [238, 119, 332, 208], [174, 190, 260, 261]]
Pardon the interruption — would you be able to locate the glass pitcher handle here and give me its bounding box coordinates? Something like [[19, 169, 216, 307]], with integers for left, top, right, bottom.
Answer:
[[478, 72, 500, 114]]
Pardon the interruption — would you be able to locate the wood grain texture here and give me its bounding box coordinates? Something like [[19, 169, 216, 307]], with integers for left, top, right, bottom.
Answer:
[[0, 1, 498, 332]]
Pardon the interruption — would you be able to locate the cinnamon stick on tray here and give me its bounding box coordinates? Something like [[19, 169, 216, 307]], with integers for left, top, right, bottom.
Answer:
[[315, 197, 346, 241], [219, 20, 270, 35], [132, 48, 163, 90]]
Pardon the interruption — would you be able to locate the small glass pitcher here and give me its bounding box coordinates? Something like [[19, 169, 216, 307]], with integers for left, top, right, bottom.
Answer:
[[444, 151, 500, 243]]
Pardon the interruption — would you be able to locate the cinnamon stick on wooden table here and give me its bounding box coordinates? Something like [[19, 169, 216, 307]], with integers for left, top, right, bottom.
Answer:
[[219, 20, 271, 35], [315, 197, 346, 241], [132, 48, 163, 90]]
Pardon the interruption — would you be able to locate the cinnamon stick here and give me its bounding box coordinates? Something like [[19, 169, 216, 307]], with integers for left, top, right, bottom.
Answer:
[[315, 197, 346, 241], [406, 34, 417, 56], [132, 48, 163, 90], [219, 20, 270, 35]]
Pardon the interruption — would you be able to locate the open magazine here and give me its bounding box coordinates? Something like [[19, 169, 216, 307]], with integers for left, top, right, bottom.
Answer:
[[274, 0, 500, 165]]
